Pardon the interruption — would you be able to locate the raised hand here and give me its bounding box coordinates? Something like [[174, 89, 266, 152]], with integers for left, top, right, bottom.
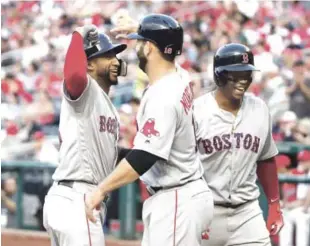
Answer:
[[75, 24, 99, 48]]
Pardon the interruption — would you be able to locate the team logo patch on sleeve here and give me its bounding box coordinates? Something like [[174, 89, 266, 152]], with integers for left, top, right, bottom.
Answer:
[[140, 118, 160, 138]]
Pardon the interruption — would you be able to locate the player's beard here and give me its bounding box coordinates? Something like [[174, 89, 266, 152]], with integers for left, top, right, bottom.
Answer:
[[137, 43, 147, 73], [98, 66, 118, 86]]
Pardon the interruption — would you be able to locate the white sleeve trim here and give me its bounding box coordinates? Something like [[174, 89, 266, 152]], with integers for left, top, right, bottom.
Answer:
[[258, 149, 279, 161]]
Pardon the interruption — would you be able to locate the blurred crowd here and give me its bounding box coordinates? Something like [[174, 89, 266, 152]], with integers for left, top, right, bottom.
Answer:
[[276, 150, 310, 246], [2, 0, 310, 159], [1, 0, 310, 244], [1, 0, 310, 161]]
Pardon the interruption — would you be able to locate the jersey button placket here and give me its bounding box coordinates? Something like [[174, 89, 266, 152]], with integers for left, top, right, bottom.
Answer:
[[228, 117, 235, 202], [230, 118, 238, 204]]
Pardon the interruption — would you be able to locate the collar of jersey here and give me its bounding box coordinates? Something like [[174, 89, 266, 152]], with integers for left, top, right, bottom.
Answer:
[[150, 70, 178, 88], [210, 90, 246, 124]]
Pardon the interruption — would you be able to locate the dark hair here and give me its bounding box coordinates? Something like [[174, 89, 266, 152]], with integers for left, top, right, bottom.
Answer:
[[5, 73, 15, 80], [293, 59, 305, 67], [1, 180, 5, 190], [129, 97, 141, 105], [143, 40, 176, 63], [159, 51, 175, 62], [31, 61, 39, 71]]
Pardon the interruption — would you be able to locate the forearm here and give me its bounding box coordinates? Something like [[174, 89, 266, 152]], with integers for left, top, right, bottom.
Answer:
[[98, 159, 139, 196], [2, 197, 16, 213], [98, 150, 162, 195], [64, 32, 88, 99], [300, 83, 310, 101], [257, 157, 280, 203]]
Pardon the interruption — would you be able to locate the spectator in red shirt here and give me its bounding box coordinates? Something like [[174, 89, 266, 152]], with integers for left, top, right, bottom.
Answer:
[[34, 60, 62, 98], [1, 73, 33, 103]]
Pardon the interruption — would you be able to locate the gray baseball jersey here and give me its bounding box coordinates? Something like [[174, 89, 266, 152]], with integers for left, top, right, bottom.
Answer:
[[194, 91, 278, 205], [134, 71, 204, 187], [52, 75, 120, 184]]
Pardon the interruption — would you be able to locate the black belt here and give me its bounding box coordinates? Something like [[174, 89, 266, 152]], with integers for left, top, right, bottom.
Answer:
[[147, 178, 201, 196], [57, 180, 109, 203], [215, 202, 247, 209], [57, 180, 96, 188]]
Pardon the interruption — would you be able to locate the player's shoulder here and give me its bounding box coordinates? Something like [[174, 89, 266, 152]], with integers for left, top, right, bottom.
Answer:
[[192, 92, 215, 122], [194, 92, 213, 109], [152, 72, 187, 99], [244, 92, 268, 111], [86, 74, 99, 89], [161, 72, 185, 90], [145, 81, 176, 109]]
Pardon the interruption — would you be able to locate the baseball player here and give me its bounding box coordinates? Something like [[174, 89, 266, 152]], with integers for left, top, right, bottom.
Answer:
[[85, 14, 214, 246], [43, 25, 128, 246], [193, 43, 284, 246]]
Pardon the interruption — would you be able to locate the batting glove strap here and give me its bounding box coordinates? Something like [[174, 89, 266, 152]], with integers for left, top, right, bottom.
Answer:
[[74, 24, 99, 49]]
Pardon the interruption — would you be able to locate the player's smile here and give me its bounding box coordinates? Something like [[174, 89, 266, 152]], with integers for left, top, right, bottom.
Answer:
[[227, 71, 252, 98], [110, 69, 118, 76], [226, 78, 250, 98], [234, 87, 245, 95], [233, 81, 249, 95], [109, 62, 120, 78]]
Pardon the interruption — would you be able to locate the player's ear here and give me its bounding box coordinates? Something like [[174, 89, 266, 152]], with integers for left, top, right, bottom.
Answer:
[[87, 60, 95, 72], [144, 41, 151, 57]]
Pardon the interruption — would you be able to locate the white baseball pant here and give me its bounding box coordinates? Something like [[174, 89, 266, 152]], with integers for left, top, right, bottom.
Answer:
[[202, 200, 271, 246], [43, 182, 106, 246], [141, 178, 214, 246], [279, 207, 310, 246]]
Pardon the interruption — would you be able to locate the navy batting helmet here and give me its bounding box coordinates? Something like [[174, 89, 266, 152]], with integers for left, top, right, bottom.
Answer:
[[214, 43, 258, 86], [127, 14, 183, 57], [85, 33, 127, 76]]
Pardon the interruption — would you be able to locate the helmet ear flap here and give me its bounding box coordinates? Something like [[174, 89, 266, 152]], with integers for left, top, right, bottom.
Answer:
[[117, 59, 127, 76], [214, 69, 226, 87]]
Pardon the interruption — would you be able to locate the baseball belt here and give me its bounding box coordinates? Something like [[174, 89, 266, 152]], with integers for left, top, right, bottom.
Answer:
[[214, 200, 254, 209], [58, 179, 95, 187], [57, 180, 109, 203], [58, 180, 109, 227], [147, 177, 203, 196]]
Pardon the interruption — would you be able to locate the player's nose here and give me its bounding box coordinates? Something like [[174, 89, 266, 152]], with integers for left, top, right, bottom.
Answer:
[[111, 57, 121, 67], [236, 79, 249, 85]]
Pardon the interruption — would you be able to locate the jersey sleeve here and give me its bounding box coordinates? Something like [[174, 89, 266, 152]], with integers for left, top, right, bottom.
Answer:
[[63, 74, 95, 113], [133, 97, 178, 160], [258, 110, 279, 161], [193, 99, 203, 140]]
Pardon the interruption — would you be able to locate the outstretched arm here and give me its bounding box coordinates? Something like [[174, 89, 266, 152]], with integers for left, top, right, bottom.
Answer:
[[257, 157, 283, 235], [110, 13, 139, 39], [257, 157, 280, 203], [64, 32, 88, 99], [85, 150, 162, 222], [85, 97, 177, 222], [1, 191, 16, 213], [64, 25, 98, 99]]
